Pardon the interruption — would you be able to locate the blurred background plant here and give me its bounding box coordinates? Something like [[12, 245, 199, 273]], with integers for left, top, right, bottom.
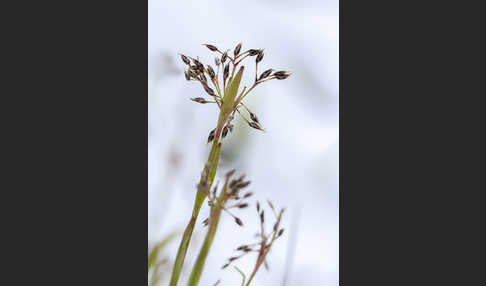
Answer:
[[149, 0, 338, 285]]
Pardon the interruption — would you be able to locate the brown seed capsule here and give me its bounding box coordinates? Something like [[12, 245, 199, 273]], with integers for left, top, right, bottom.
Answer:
[[215, 57, 220, 66], [278, 229, 284, 237], [190, 97, 208, 104], [223, 63, 229, 81], [221, 52, 228, 63], [236, 181, 251, 189], [207, 65, 215, 79], [199, 73, 207, 83], [180, 54, 190, 65], [203, 84, 215, 96], [237, 203, 248, 208], [249, 121, 263, 130], [204, 44, 218, 52], [256, 201, 260, 212], [273, 222, 278, 232], [256, 52, 264, 63], [234, 43, 242, 57], [248, 49, 260, 56], [184, 71, 190, 81], [229, 256, 239, 262], [222, 125, 229, 138], [193, 59, 204, 73], [260, 210, 265, 223], [250, 112, 259, 123], [208, 129, 215, 143], [258, 69, 273, 81], [188, 69, 197, 79], [234, 217, 243, 226], [273, 71, 291, 80], [243, 192, 253, 198]]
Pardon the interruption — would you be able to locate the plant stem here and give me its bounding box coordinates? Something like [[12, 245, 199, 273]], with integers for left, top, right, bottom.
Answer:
[[168, 125, 222, 286], [186, 172, 230, 286]]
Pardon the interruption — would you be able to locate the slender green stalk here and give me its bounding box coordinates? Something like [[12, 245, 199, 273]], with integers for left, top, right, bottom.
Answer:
[[168, 134, 221, 286], [187, 171, 230, 286]]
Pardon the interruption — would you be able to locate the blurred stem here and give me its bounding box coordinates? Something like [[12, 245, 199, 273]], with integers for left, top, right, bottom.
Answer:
[[187, 171, 229, 286]]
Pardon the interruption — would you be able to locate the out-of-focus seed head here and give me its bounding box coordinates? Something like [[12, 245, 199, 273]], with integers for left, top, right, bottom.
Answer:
[[180, 54, 190, 65], [256, 51, 264, 63], [237, 203, 248, 209], [273, 71, 291, 80], [250, 112, 259, 123], [249, 121, 263, 131], [204, 44, 218, 52], [208, 129, 216, 143], [215, 57, 221, 66], [234, 217, 244, 226], [243, 192, 253, 198], [248, 49, 261, 56], [258, 69, 273, 81], [190, 97, 208, 104], [234, 43, 242, 57]]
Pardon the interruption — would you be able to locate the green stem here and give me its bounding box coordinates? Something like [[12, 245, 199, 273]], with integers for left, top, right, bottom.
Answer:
[[168, 131, 222, 286], [187, 173, 229, 286]]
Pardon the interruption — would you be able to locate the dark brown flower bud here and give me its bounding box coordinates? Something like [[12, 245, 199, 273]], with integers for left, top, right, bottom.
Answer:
[[234, 217, 243, 226], [234, 43, 242, 57], [248, 49, 260, 56], [180, 54, 190, 65], [204, 44, 218, 52], [258, 69, 273, 81], [256, 201, 260, 212], [237, 203, 248, 209], [223, 63, 230, 81], [278, 229, 284, 237], [221, 52, 228, 64], [236, 181, 251, 189], [207, 65, 215, 79], [190, 97, 208, 104], [243, 192, 253, 198], [236, 245, 247, 251], [193, 59, 204, 73], [203, 84, 215, 96], [256, 52, 264, 63], [222, 125, 229, 138], [260, 210, 265, 223], [199, 73, 207, 83], [250, 112, 259, 123], [184, 71, 190, 81], [248, 121, 263, 130], [273, 71, 291, 80], [229, 256, 239, 262], [208, 129, 216, 143]]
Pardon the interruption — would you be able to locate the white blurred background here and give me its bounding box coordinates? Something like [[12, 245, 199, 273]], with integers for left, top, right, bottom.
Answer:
[[148, 0, 338, 285]]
